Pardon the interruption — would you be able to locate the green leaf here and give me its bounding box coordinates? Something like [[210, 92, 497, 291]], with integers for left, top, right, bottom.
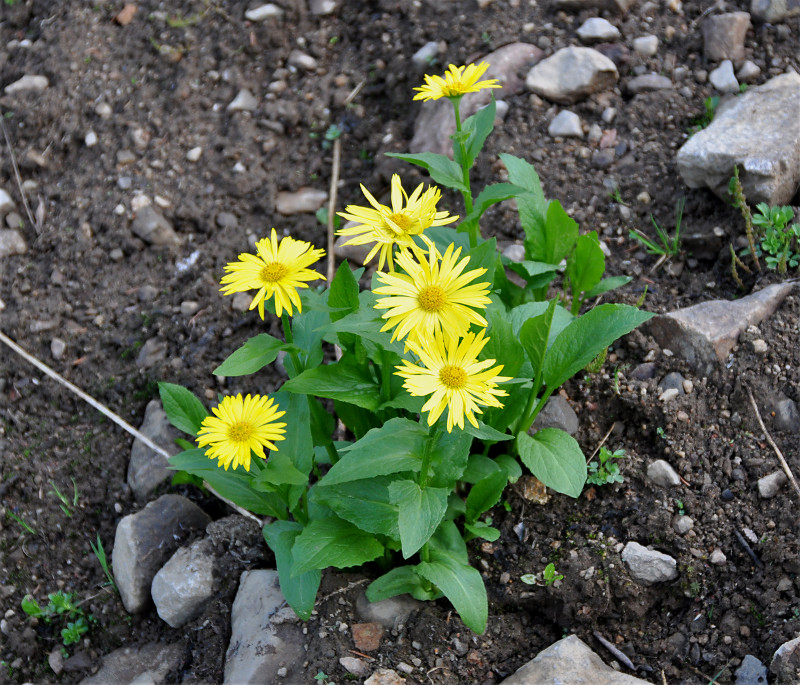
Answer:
[[509, 301, 573, 339], [202, 466, 288, 517], [282, 359, 382, 411], [527, 199, 578, 265], [457, 98, 496, 170], [327, 261, 360, 322], [519, 299, 557, 392], [389, 480, 449, 558], [543, 304, 654, 390], [463, 421, 513, 442], [321, 418, 427, 485], [500, 153, 548, 248], [262, 520, 321, 620], [583, 275, 633, 300], [516, 428, 586, 498], [461, 454, 502, 483], [422, 227, 471, 254], [385, 152, 467, 193], [21, 595, 43, 618], [291, 517, 384, 576], [484, 304, 526, 379], [323, 306, 406, 357], [465, 470, 508, 523], [213, 334, 297, 376], [288, 305, 329, 373], [428, 520, 469, 565], [495, 453, 522, 483], [158, 382, 207, 436], [417, 558, 487, 634], [506, 260, 558, 291], [460, 183, 531, 233], [253, 451, 307, 486], [428, 429, 473, 488], [168, 447, 215, 471], [464, 237, 496, 285], [334, 399, 381, 440], [272, 391, 313, 479], [367, 566, 438, 603], [464, 521, 501, 542], [316, 477, 399, 538], [565, 231, 605, 311]]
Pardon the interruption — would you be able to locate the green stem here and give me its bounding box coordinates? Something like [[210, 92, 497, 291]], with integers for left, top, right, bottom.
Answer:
[[451, 96, 477, 248], [281, 312, 303, 376], [518, 390, 553, 437], [325, 441, 339, 465], [418, 424, 441, 489], [380, 350, 392, 403]]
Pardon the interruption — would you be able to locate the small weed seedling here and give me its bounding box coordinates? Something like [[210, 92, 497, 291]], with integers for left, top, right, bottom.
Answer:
[[21, 590, 92, 649], [752, 203, 800, 273], [629, 197, 685, 263], [586, 446, 626, 486], [49, 478, 79, 518], [520, 562, 564, 587], [89, 535, 118, 593], [688, 95, 719, 135]]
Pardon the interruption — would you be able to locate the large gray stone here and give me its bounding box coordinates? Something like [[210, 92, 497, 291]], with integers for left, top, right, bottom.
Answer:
[[224, 570, 307, 684], [751, 0, 800, 22], [131, 205, 181, 246], [151, 539, 215, 628], [676, 72, 800, 205], [644, 283, 795, 374], [532, 395, 579, 436], [500, 635, 650, 684], [275, 187, 328, 215], [0, 229, 27, 258], [127, 399, 182, 501], [576, 18, 621, 43], [621, 541, 678, 585], [702, 12, 751, 62], [526, 46, 618, 105], [112, 494, 211, 613], [79, 641, 185, 685], [770, 635, 800, 682]]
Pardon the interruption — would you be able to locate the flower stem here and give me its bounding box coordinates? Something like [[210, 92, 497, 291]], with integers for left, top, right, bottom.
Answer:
[[281, 312, 303, 376], [418, 424, 441, 489], [451, 97, 477, 248]]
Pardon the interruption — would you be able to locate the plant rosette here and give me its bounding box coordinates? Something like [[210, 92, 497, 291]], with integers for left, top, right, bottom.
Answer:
[[160, 61, 653, 634]]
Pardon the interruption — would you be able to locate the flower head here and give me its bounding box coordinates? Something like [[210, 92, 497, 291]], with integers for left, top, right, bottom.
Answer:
[[396, 329, 511, 432], [220, 228, 325, 318], [413, 62, 501, 102], [373, 239, 491, 345], [337, 174, 457, 272], [196, 393, 286, 471]]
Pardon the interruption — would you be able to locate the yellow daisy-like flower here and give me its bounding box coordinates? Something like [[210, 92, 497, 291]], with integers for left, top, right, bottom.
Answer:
[[373, 240, 491, 345], [413, 61, 501, 102], [196, 393, 286, 472], [396, 329, 511, 432], [220, 228, 326, 319], [337, 174, 457, 272]]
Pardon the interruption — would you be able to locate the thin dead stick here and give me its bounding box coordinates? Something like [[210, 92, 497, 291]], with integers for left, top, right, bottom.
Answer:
[[0, 328, 263, 525], [587, 421, 616, 463], [0, 112, 39, 233], [746, 385, 800, 500]]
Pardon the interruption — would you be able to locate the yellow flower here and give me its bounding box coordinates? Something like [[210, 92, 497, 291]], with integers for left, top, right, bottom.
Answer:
[[373, 240, 491, 345], [413, 62, 501, 102], [196, 393, 286, 472], [220, 228, 325, 318], [396, 329, 511, 432], [337, 174, 457, 272]]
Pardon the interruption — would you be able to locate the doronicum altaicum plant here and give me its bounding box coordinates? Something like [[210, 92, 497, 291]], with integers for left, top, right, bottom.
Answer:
[[160, 61, 653, 634]]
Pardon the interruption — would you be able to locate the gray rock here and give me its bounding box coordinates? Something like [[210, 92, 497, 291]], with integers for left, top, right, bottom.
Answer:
[[50, 338, 66, 361], [78, 642, 186, 685], [0, 229, 27, 257], [647, 459, 681, 487], [672, 515, 694, 534], [355, 590, 423, 629], [658, 372, 686, 393], [621, 541, 678, 585], [526, 46, 618, 104], [626, 73, 673, 94], [630, 362, 657, 380], [131, 205, 181, 246], [412, 41, 440, 70], [112, 494, 211, 613], [532, 395, 579, 436], [502, 243, 526, 262], [576, 18, 621, 43], [224, 570, 306, 684], [127, 399, 182, 501], [411, 43, 543, 156], [710, 548, 727, 565], [676, 72, 800, 205], [751, 0, 800, 22], [709, 60, 740, 93], [758, 470, 788, 498], [152, 539, 215, 628], [0, 189, 15, 217], [244, 4, 283, 21], [4, 74, 49, 94], [644, 283, 795, 374], [275, 187, 328, 215], [737, 60, 761, 83], [500, 634, 650, 684], [773, 397, 800, 433], [548, 110, 584, 138], [770, 635, 800, 682], [309, 0, 337, 15], [227, 88, 258, 112], [703, 13, 751, 62], [334, 232, 372, 266], [551, 0, 638, 13], [136, 337, 168, 369], [288, 49, 318, 71], [340, 657, 370, 676], [633, 34, 659, 56], [735, 654, 768, 684]]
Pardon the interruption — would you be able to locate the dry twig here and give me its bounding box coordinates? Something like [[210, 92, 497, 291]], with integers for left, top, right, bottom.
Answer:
[[0, 112, 40, 232], [587, 421, 616, 463]]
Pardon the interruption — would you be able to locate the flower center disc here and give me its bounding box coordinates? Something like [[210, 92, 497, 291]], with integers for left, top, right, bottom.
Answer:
[[418, 285, 446, 312], [228, 422, 253, 443], [261, 262, 288, 283], [388, 212, 412, 234], [439, 365, 467, 389]]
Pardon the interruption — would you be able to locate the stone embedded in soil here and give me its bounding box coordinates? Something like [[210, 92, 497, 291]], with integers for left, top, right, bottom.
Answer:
[[226, 88, 258, 112], [632, 34, 659, 56], [710, 548, 727, 565], [548, 110, 584, 138], [772, 396, 800, 433], [647, 459, 681, 487], [626, 73, 673, 94], [735, 654, 768, 683], [702, 12, 751, 62], [78, 641, 186, 685], [525, 46, 619, 105], [644, 282, 796, 374], [355, 590, 422, 629], [499, 634, 650, 684], [576, 18, 621, 43], [770, 634, 800, 681], [0, 229, 27, 258], [224, 570, 306, 684], [136, 337, 168, 369], [151, 538, 215, 628], [128, 399, 182, 501], [676, 72, 800, 205], [352, 622, 384, 651], [709, 60, 740, 93], [275, 187, 328, 215], [758, 470, 788, 498], [0, 188, 15, 217], [622, 542, 678, 585], [532, 395, 579, 435], [245, 4, 284, 21], [4, 74, 49, 94], [112, 494, 211, 613], [365, 669, 407, 685], [131, 205, 181, 246], [340, 656, 370, 676], [751, 0, 800, 22]]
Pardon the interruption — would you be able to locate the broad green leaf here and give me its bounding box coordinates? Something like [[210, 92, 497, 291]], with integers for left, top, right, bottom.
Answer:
[[527, 199, 578, 265], [519, 299, 557, 392], [309, 396, 336, 450], [316, 477, 399, 538], [464, 237, 496, 285], [565, 231, 605, 311], [461, 454, 502, 483], [323, 307, 405, 357], [509, 301, 573, 339], [287, 305, 328, 374], [158, 382, 207, 436], [202, 466, 288, 517], [367, 566, 438, 603], [464, 521, 501, 542], [291, 517, 384, 576], [480, 382, 531, 434], [428, 520, 469, 565], [495, 453, 522, 483], [507, 260, 558, 291], [262, 520, 320, 620], [334, 399, 381, 440], [428, 429, 473, 488], [321, 418, 427, 485], [460, 183, 531, 233], [421, 227, 470, 254], [463, 421, 513, 442], [213, 334, 297, 376], [389, 480, 449, 558], [385, 152, 467, 193], [484, 305, 526, 379], [168, 447, 216, 472], [327, 261, 360, 322], [282, 359, 382, 411], [457, 98, 496, 170], [583, 275, 633, 299], [465, 470, 508, 523], [543, 304, 655, 390], [500, 154, 548, 247], [516, 428, 586, 498], [252, 451, 307, 487], [417, 558, 487, 633]]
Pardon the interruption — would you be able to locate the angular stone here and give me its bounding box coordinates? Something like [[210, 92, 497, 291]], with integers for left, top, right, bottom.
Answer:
[[737, 60, 761, 83], [532, 395, 579, 435], [758, 470, 788, 498], [621, 541, 678, 585], [647, 459, 681, 487], [770, 635, 800, 682], [676, 72, 800, 205], [773, 397, 800, 433], [224, 570, 306, 684], [227, 88, 258, 112], [275, 187, 328, 215], [576, 18, 621, 43], [703, 13, 751, 62], [352, 622, 384, 652], [309, 0, 337, 15], [0, 229, 27, 258], [355, 590, 423, 629], [131, 205, 181, 246], [709, 60, 739, 93], [644, 283, 795, 374], [632, 34, 659, 56], [735, 655, 768, 684], [411, 43, 543, 156], [548, 110, 583, 138], [244, 4, 284, 21], [500, 635, 650, 684], [152, 539, 215, 628], [127, 399, 182, 501], [79, 641, 186, 685], [626, 73, 673, 94], [526, 47, 618, 105], [751, 0, 800, 23], [4, 74, 49, 94], [0, 189, 15, 217], [112, 494, 211, 613]]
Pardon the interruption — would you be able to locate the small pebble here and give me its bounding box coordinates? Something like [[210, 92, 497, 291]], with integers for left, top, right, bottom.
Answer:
[[751, 339, 768, 354], [186, 147, 203, 162]]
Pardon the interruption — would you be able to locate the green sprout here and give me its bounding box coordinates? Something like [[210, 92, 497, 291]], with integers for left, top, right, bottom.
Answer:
[[89, 535, 118, 594], [688, 96, 719, 135], [49, 478, 79, 518], [629, 197, 685, 259], [586, 446, 626, 486], [751, 203, 800, 273], [542, 562, 564, 586]]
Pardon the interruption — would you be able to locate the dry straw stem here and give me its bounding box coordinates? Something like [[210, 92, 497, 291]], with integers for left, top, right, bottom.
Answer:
[[0, 328, 262, 524], [0, 112, 40, 233]]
